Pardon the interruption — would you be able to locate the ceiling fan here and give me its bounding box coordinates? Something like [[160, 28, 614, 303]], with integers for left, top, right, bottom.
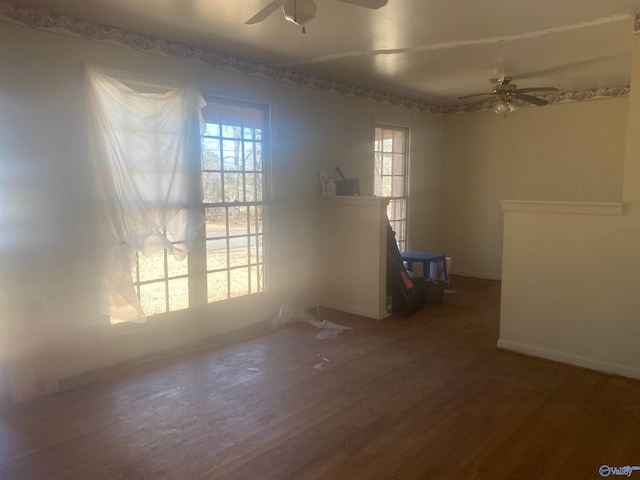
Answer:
[[458, 77, 559, 113], [245, 0, 388, 32]]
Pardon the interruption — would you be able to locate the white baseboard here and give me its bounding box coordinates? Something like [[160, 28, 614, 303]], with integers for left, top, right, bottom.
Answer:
[[450, 270, 502, 281], [497, 339, 640, 381], [320, 300, 388, 321], [56, 359, 107, 382]]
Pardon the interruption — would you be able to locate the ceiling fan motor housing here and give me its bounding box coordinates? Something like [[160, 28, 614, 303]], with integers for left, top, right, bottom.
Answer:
[[493, 82, 517, 95], [283, 0, 317, 26]]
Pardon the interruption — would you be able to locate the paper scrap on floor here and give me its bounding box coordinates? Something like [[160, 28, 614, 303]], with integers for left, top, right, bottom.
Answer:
[[271, 304, 353, 340]]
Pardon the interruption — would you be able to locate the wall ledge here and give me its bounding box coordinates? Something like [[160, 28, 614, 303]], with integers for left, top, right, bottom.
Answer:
[[497, 339, 640, 381], [500, 200, 623, 216]]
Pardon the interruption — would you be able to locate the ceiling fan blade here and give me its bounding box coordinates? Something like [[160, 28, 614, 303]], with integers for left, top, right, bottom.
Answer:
[[513, 93, 549, 106], [514, 87, 559, 94], [245, 0, 288, 24], [458, 92, 494, 100], [336, 0, 389, 9]]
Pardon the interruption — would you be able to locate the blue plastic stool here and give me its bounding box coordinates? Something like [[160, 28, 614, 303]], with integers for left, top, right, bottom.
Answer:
[[401, 251, 448, 288]]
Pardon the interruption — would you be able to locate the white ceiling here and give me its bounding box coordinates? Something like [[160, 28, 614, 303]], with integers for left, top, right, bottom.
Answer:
[[9, 0, 640, 105]]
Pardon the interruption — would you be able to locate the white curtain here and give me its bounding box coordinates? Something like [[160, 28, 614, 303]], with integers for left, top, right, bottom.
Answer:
[[85, 67, 205, 322]]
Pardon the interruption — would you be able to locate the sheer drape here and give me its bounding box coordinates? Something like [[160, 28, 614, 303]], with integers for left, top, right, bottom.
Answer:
[[85, 67, 205, 322]]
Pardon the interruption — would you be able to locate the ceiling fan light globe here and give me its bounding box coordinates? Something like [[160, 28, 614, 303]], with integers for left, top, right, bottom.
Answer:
[[283, 0, 317, 26], [507, 101, 519, 113], [494, 100, 508, 114]]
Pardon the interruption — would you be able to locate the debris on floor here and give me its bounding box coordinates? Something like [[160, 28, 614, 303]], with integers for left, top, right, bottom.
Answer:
[[271, 304, 353, 340], [313, 353, 330, 370]]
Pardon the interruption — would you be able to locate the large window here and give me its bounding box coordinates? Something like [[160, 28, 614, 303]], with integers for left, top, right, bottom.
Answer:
[[201, 99, 267, 303], [126, 97, 268, 319], [374, 125, 408, 252]]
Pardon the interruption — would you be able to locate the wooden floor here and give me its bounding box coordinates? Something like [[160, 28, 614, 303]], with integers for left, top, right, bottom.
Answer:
[[2, 277, 640, 479]]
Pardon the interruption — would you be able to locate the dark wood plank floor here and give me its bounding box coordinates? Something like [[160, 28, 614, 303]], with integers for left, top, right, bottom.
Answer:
[[2, 276, 640, 479]]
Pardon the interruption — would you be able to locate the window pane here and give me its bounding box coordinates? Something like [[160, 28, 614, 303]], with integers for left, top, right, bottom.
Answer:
[[250, 206, 262, 234], [382, 129, 393, 152], [243, 127, 254, 140], [202, 172, 222, 203], [255, 143, 263, 171], [250, 235, 263, 264], [168, 278, 189, 312], [167, 250, 188, 277], [204, 123, 219, 137], [138, 250, 165, 282], [245, 173, 257, 202], [139, 281, 166, 317], [224, 173, 243, 202], [221, 125, 241, 139], [374, 153, 382, 196], [207, 271, 228, 303], [374, 128, 382, 152], [250, 265, 264, 293], [383, 155, 393, 175], [393, 130, 404, 152], [395, 199, 406, 220], [254, 173, 263, 202], [207, 238, 228, 271], [230, 267, 249, 298], [222, 140, 242, 170], [229, 206, 248, 230], [393, 153, 404, 175], [205, 207, 227, 238], [230, 237, 249, 268], [244, 142, 256, 171], [202, 138, 221, 170], [382, 177, 392, 197], [396, 227, 406, 252], [392, 176, 405, 197], [202, 150, 221, 171]]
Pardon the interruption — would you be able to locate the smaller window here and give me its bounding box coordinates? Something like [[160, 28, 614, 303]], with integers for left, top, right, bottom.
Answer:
[[374, 125, 409, 252]]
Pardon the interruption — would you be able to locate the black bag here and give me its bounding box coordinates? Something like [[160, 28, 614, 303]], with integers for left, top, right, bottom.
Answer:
[[385, 222, 426, 314]]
